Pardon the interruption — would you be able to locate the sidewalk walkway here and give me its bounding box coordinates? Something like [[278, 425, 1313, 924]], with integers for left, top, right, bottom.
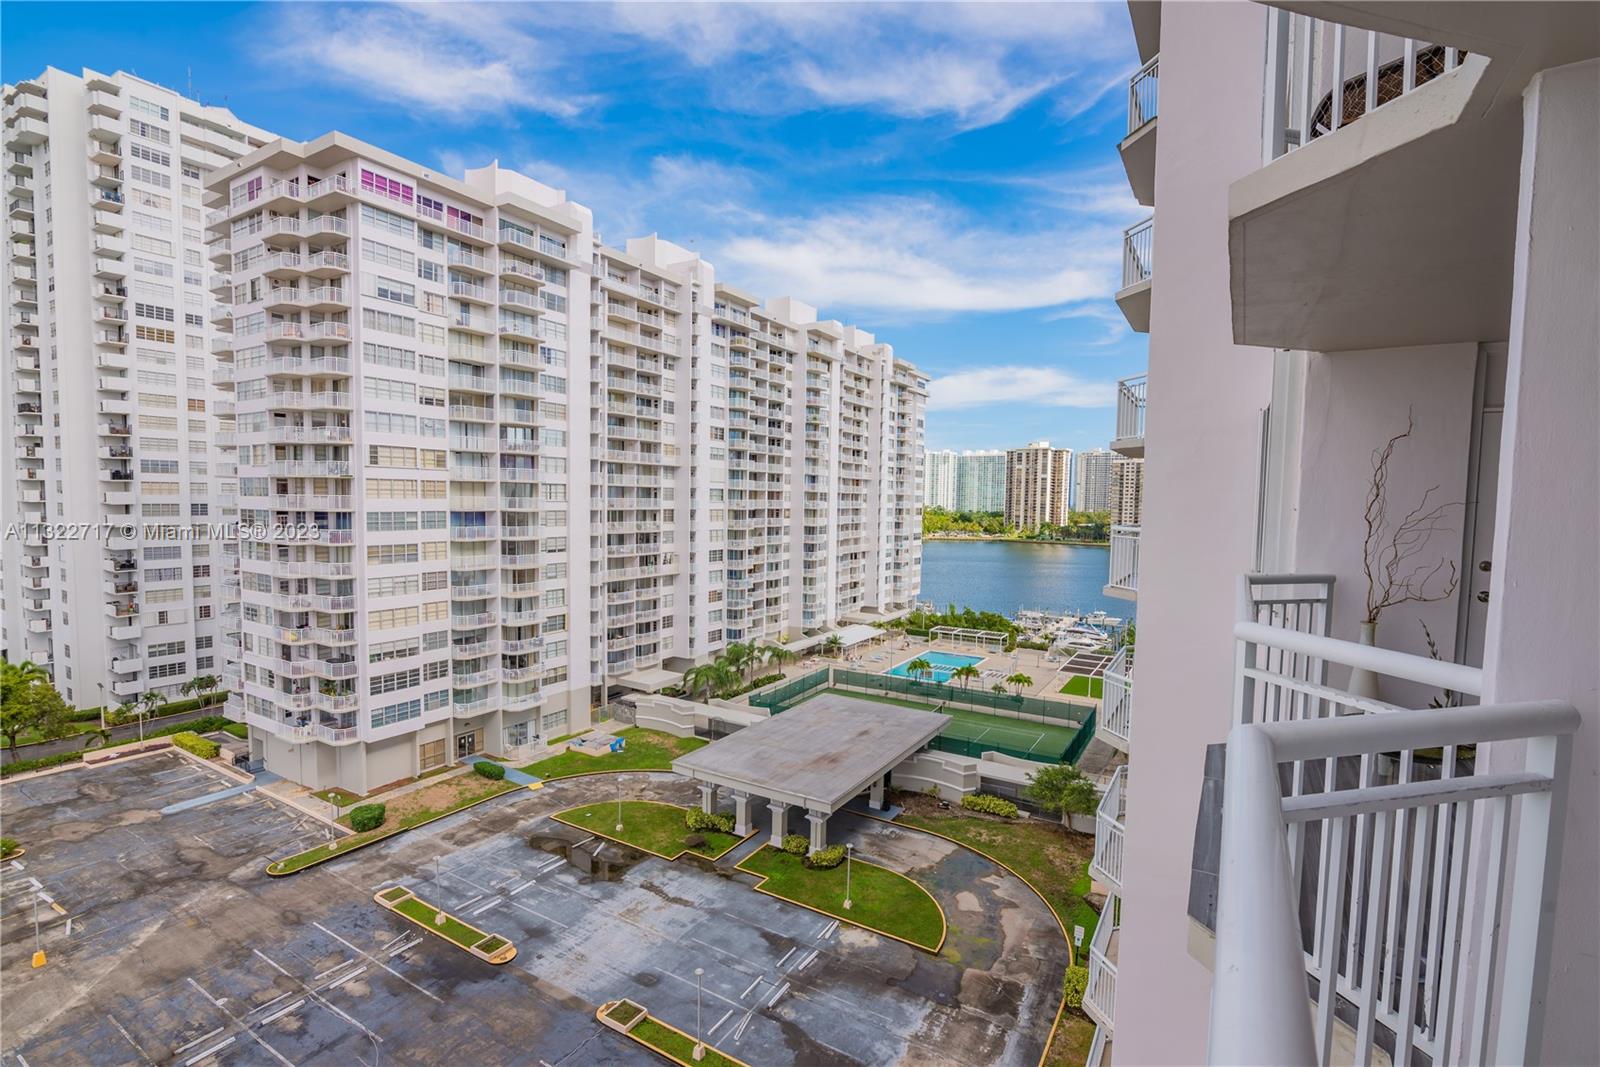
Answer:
[[160, 770, 282, 815], [462, 754, 540, 787]]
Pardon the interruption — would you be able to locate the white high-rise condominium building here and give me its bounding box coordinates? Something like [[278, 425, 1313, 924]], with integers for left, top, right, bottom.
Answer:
[[1087, 4, 1596, 1066], [2, 68, 272, 710], [202, 132, 924, 792], [1073, 447, 1115, 514], [1004, 440, 1072, 529], [954, 449, 1006, 513], [924, 448, 958, 509]]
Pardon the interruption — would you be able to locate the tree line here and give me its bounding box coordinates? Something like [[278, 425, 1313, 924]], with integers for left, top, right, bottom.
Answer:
[[922, 507, 1111, 542]]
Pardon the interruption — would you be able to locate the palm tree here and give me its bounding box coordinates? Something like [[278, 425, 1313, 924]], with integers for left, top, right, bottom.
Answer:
[[192, 674, 220, 707], [760, 644, 797, 676], [682, 661, 738, 702], [1005, 672, 1034, 696], [905, 657, 934, 684], [821, 635, 844, 657], [723, 641, 759, 683], [80, 727, 113, 751], [951, 664, 981, 690]]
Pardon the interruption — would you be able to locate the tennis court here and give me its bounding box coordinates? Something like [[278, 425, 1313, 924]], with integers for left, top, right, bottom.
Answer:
[[798, 688, 1079, 763]]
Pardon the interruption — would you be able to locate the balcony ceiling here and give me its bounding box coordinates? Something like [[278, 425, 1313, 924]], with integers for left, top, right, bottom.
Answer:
[[1127, 0, 1161, 64], [1232, 3, 1598, 353]]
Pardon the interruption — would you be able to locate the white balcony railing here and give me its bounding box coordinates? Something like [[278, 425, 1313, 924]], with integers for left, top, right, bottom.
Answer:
[[1090, 765, 1126, 891], [1128, 54, 1158, 134], [1213, 573, 1576, 1066], [1114, 373, 1146, 446], [1083, 898, 1120, 1031], [1106, 525, 1140, 596], [1122, 217, 1154, 290], [1262, 11, 1468, 162], [1100, 644, 1132, 747]]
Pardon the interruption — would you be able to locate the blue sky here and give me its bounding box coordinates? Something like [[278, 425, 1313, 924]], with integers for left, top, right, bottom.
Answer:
[[3, 1, 1149, 451]]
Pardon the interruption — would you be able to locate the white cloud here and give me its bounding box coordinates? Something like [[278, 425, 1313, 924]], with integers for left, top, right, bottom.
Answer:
[[269, 4, 593, 118], [928, 366, 1117, 411], [710, 194, 1121, 316]]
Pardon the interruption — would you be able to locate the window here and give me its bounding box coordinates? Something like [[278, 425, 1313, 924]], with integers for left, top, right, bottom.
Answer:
[[360, 169, 414, 205]]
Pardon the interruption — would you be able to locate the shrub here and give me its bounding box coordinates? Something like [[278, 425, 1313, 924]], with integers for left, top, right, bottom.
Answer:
[[472, 761, 506, 780], [349, 803, 387, 832], [1063, 965, 1088, 1009], [0, 752, 83, 778], [170, 732, 220, 759], [780, 834, 809, 856], [804, 844, 847, 869], [684, 808, 735, 834], [683, 832, 707, 848], [960, 793, 1020, 818], [0, 838, 18, 857]]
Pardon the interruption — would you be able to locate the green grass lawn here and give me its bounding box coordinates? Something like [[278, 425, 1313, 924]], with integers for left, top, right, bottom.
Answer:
[[737, 845, 944, 952], [1058, 675, 1104, 699], [896, 800, 1098, 950], [518, 727, 707, 780], [555, 800, 742, 860], [220, 722, 248, 739], [395, 896, 487, 950], [311, 787, 363, 806], [630, 1017, 744, 1067], [268, 774, 518, 875]]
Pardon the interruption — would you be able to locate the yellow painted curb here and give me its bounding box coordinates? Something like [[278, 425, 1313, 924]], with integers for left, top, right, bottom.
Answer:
[[861, 810, 1085, 1067], [595, 1001, 753, 1067], [733, 844, 948, 955], [550, 801, 757, 863], [374, 887, 516, 964]]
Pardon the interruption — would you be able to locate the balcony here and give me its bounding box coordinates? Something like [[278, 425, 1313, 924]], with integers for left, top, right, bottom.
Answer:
[[1111, 374, 1146, 458], [1083, 899, 1119, 1031], [1090, 765, 1126, 891], [1098, 644, 1132, 752], [1198, 572, 1578, 1064], [1120, 55, 1158, 206], [1115, 217, 1152, 333], [1227, 7, 1591, 352], [1104, 525, 1139, 600]]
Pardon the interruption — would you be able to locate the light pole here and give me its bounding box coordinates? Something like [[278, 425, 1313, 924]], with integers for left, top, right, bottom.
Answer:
[[616, 775, 624, 833], [433, 856, 440, 886], [31, 898, 44, 968], [843, 843, 854, 911], [96, 682, 105, 731], [693, 966, 705, 1061]]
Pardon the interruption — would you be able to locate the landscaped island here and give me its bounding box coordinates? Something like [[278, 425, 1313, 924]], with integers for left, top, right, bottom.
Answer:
[[552, 799, 744, 861], [736, 844, 946, 953]]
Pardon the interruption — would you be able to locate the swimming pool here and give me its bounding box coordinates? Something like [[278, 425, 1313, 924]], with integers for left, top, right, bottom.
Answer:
[[885, 651, 986, 683]]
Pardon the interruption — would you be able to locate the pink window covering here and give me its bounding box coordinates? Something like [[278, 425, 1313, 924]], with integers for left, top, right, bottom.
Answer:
[[360, 168, 414, 204]]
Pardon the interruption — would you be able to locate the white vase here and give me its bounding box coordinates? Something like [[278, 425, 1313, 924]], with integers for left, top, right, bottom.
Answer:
[[1347, 621, 1381, 702]]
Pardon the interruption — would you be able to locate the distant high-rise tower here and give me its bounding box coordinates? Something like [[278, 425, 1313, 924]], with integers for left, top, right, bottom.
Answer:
[[925, 449, 958, 509], [955, 449, 1007, 513], [1110, 456, 1144, 525], [1005, 441, 1073, 528], [1075, 447, 1116, 514]]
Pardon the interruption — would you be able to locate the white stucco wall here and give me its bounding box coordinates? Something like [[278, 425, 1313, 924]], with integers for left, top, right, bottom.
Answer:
[[1472, 58, 1599, 1065], [1112, 2, 1275, 1061]]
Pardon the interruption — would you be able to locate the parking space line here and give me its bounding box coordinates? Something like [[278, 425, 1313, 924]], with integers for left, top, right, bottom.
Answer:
[[106, 1013, 154, 1064], [310, 922, 442, 1003], [253, 949, 381, 1046], [185, 977, 295, 1067]]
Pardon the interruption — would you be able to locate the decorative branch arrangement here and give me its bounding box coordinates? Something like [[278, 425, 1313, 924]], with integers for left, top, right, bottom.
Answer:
[[1362, 412, 1461, 627]]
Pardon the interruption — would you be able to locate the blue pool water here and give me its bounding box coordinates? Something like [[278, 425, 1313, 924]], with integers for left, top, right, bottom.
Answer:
[[886, 651, 986, 683]]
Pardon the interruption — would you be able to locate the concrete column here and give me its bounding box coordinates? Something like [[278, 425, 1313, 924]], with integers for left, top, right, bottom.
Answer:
[[806, 809, 828, 854], [698, 782, 718, 815], [1471, 59, 1599, 1067], [768, 801, 790, 846], [731, 791, 753, 835], [869, 774, 886, 810]]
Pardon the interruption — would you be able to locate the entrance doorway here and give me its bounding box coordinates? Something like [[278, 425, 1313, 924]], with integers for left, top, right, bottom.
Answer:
[[455, 730, 480, 759]]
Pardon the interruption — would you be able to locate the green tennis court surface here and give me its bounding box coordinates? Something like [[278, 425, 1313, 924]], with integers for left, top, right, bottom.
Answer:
[[802, 687, 1077, 761], [937, 705, 1077, 758]]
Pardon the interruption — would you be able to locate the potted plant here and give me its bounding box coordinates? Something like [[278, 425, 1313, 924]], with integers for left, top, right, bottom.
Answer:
[[1352, 415, 1460, 698]]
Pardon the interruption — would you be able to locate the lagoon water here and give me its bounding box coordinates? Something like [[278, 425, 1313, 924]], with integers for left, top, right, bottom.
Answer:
[[917, 540, 1136, 620]]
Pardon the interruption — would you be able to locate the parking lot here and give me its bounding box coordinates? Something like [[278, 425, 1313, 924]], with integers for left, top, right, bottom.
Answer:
[[1, 751, 1064, 1066]]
